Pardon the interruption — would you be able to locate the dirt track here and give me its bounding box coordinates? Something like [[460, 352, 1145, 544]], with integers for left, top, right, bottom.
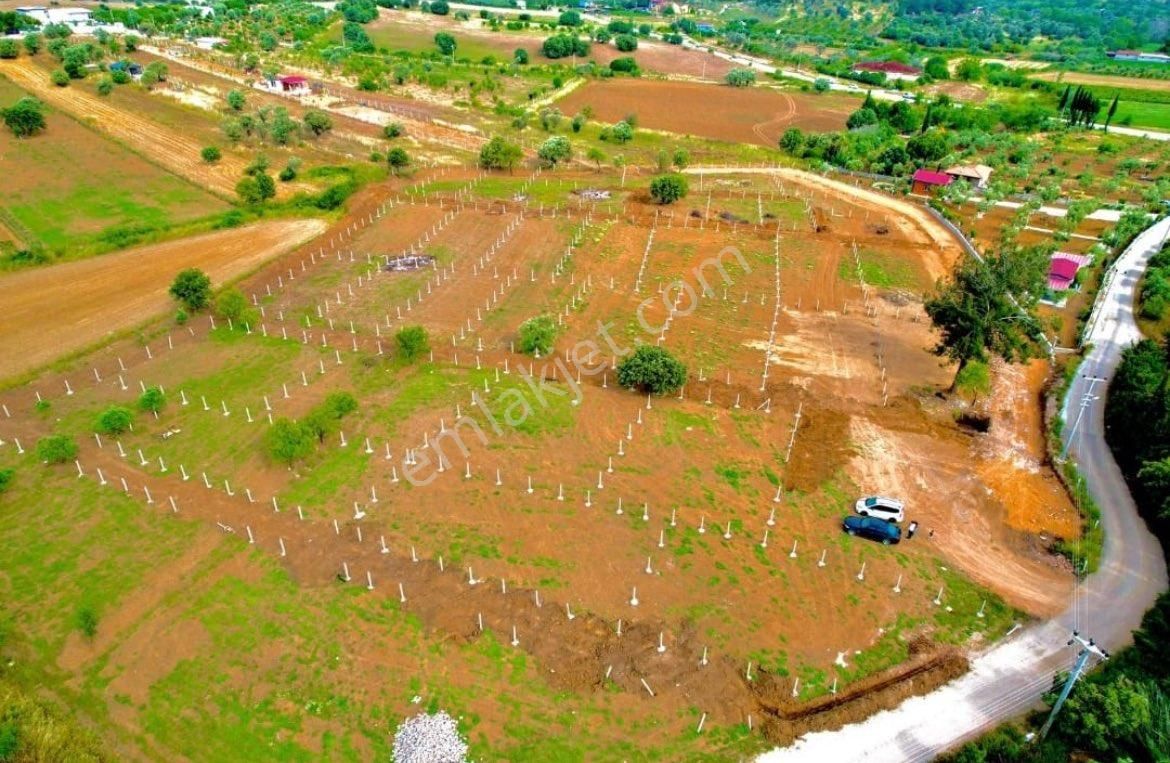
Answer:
[[0, 219, 326, 382], [0, 60, 249, 198]]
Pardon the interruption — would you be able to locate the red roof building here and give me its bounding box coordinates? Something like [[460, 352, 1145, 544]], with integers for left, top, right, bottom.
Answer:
[[911, 169, 953, 195], [277, 75, 309, 91], [1047, 253, 1090, 292]]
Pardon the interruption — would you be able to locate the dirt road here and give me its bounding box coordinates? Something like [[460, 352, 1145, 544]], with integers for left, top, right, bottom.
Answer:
[[0, 219, 326, 382], [0, 60, 249, 198]]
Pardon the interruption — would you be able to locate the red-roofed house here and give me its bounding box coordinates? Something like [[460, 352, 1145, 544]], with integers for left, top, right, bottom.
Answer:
[[1047, 253, 1091, 292], [852, 60, 922, 81], [911, 169, 953, 195], [277, 75, 309, 93]]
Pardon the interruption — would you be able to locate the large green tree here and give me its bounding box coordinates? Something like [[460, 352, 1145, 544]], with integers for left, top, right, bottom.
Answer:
[[169, 268, 212, 311], [617, 345, 687, 395], [1, 97, 45, 138], [479, 136, 522, 171], [924, 248, 1048, 389]]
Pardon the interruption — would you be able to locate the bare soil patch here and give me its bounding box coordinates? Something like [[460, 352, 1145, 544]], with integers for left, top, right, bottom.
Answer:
[[558, 80, 853, 145], [0, 219, 326, 382]]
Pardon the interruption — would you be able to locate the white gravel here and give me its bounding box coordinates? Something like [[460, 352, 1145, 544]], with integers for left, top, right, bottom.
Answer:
[[392, 711, 469, 763]]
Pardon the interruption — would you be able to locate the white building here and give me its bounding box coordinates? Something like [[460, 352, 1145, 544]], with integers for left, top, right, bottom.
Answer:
[[15, 6, 93, 29]]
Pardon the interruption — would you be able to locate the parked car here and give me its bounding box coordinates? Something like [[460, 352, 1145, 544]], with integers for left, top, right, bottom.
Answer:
[[842, 515, 902, 545], [854, 496, 905, 523]]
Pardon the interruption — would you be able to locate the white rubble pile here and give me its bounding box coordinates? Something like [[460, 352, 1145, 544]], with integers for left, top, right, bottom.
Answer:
[[392, 711, 468, 763]]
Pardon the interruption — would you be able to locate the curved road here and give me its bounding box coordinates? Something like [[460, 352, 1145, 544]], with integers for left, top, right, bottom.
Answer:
[[758, 218, 1170, 761]]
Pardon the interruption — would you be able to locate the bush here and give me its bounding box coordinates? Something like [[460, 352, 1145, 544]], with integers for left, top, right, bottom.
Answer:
[[75, 605, 98, 639], [95, 406, 133, 435], [138, 386, 165, 414], [265, 418, 314, 466], [50, 68, 68, 87], [617, 345, 686, 394], [649, 173, 688, 205], [430, 0, 449, 14], [383, 121, 403, 138], [303, 110, 332, 136], [537, 135, 571, 167], [518, 314, 557, 355], [36, 435, 77, 465], [169, 268, 211, 311], [95, 76, 113, 96], [386, 147, 410, 174], [542, 33, 588, 59], [725, 68, 755, 87], [610, 56, 639, 74], [514, 48, 529, 64], [215, 288, 251, 325], [396, 325, 429, 360], [200, 145, 221, 163], [614, 33, 637, 52], [479, 135, 522, 171], [0, 468, 12, 494], [813, 77, 831, 93]]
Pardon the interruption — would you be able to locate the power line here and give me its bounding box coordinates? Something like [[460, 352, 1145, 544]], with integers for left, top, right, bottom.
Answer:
[[1038, 631, 1110, 740]]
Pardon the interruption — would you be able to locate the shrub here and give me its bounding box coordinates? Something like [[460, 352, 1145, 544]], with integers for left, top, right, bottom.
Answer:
[[95, 405, 133, 435], [215, 288, 251, 325], [169, 267, 212, 308], [200, 145, 221, 163], [50, 68, 68, 87], [479, 136, 522, 171], [265, 418, 314, 466], [396, 325, 429, 360], [725, 68, 755, 87], [383, 121, 403, 138], [542, 33, 588, 59], [649, 173, 688, 204], [75, 605, 98, 639], [537, 135, 571, 167], [614, 33, 637, 52], [0, 468, 12, 494], [610, 56, 639, 74], [138, 386, 165, 414], [36, 434, 77, 465], [617, 345, 686, 394], [518, 314, 557, 355]]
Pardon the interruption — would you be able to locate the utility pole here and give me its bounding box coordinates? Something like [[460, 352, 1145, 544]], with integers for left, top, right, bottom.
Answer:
[[1061, 375, 1105, 460], [1038, 632, 1109, 740]]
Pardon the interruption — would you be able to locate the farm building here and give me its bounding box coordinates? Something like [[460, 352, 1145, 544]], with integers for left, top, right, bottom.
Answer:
[[1108, 50, 1170, 64], [14, 6, 92, 28], [944, 164, 994, 189], [851, 60, 922, 81], [1047, 253, 1091, 292], [278, 75, 310, 92], [910, 169, 953, 195]]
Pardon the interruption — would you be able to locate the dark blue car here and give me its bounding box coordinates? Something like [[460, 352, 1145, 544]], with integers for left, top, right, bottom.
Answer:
[[843, 515, 901, 545]]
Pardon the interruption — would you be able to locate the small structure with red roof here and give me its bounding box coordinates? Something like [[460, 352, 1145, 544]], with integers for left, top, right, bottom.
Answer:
[[1047, 253, 1091, 292], [277, 75, 309, 92], [910, 169, 953, 195]]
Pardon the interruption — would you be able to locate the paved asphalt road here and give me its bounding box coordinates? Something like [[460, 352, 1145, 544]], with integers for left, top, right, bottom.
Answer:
[[759, 220, 1170, 762]]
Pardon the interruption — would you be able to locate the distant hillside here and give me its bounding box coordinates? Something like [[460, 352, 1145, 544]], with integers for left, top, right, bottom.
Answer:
[[885, 0, 1170, 51], [743, 0, 1170, 52]]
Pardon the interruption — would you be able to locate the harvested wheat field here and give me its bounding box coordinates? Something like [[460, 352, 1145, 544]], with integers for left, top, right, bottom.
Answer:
[[0, 219, 326, 382]]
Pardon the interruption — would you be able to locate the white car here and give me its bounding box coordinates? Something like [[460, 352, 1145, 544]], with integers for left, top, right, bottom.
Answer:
[[854, 496, 905, 523]]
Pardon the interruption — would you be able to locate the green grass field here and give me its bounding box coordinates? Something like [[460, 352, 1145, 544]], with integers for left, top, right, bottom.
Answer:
[[0, 77, 228, 256]]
